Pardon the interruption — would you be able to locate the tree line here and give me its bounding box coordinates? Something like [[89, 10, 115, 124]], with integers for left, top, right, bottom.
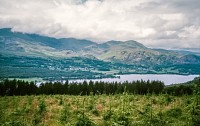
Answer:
[[0, 79, 197, 96]]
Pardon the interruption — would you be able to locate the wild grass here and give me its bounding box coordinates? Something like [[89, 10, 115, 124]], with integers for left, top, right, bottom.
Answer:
[[0, 94, 199, 126]]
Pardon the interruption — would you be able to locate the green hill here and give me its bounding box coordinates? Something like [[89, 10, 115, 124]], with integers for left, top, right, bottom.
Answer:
[[0, 28, 200, 79]]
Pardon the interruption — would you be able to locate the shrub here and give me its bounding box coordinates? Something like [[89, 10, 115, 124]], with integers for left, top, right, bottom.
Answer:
[[38, 99, 46, 114], [75, 113, 96, 126], [166, 108, 182, 118], [60, 105, 70, 124]]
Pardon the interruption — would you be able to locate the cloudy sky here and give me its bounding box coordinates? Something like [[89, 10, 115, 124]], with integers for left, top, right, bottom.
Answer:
[[0, 0, 200, 48]]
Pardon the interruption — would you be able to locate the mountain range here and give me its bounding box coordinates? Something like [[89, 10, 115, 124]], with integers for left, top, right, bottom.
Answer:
[[0, 28, 199, 80]]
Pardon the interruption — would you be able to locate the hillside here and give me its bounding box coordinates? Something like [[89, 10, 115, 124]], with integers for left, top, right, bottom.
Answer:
[[0, 28, 200, 79]]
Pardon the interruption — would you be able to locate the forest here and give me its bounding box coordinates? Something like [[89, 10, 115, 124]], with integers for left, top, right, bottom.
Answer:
[[0, 79, 197, 96]]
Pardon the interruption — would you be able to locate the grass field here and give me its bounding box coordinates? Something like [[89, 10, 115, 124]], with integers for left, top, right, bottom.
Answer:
[[1, 94, 200, 126]]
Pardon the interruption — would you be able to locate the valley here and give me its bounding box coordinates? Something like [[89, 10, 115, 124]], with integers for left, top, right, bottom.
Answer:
[[0, 28, 200, 80]]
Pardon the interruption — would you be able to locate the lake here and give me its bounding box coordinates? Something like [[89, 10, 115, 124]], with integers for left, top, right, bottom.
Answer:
[[69, 74, 199, 85]]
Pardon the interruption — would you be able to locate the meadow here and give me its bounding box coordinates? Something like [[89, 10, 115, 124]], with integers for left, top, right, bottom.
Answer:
[[1, 93, 200, 126], [0, 78, 200, 126]]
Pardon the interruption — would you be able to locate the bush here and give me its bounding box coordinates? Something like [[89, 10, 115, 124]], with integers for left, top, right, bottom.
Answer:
[[75, 113, 96, 126], [166, 108, 182, 118]]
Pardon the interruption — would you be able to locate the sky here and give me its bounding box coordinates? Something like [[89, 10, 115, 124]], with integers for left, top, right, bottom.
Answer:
[[0, 0, 200, 48]]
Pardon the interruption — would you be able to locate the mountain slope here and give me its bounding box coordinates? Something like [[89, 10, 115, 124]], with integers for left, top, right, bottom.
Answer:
[[0, 28, 200, 79], [1, 28, 200, 65], [0, 28, 96, 57]]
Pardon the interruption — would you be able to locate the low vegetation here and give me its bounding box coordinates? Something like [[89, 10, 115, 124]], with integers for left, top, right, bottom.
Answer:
[[0, 93, 200, 125], [0, 77, 199, 125]]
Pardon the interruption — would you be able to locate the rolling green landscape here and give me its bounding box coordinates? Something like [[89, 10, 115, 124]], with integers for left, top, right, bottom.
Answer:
[[0, 28, 199, 125], [0, 28, 200, 80], [1, 55, 199, 81], [1, 0, 200, 126]]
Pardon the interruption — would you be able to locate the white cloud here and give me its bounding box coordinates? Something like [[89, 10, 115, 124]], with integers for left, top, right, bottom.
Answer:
[[0, 0, 199, 48]]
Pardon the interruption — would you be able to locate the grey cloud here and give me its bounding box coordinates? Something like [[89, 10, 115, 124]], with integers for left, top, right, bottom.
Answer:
[[0, 0, 199, 48]]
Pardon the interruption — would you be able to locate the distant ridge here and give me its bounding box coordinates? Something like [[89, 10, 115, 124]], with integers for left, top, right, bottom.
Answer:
[[0, 28, 200, 66], [0, 28, 200, 79]]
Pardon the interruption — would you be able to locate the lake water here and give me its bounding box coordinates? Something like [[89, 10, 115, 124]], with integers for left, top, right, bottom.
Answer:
[[69, 74, 199, 85]]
